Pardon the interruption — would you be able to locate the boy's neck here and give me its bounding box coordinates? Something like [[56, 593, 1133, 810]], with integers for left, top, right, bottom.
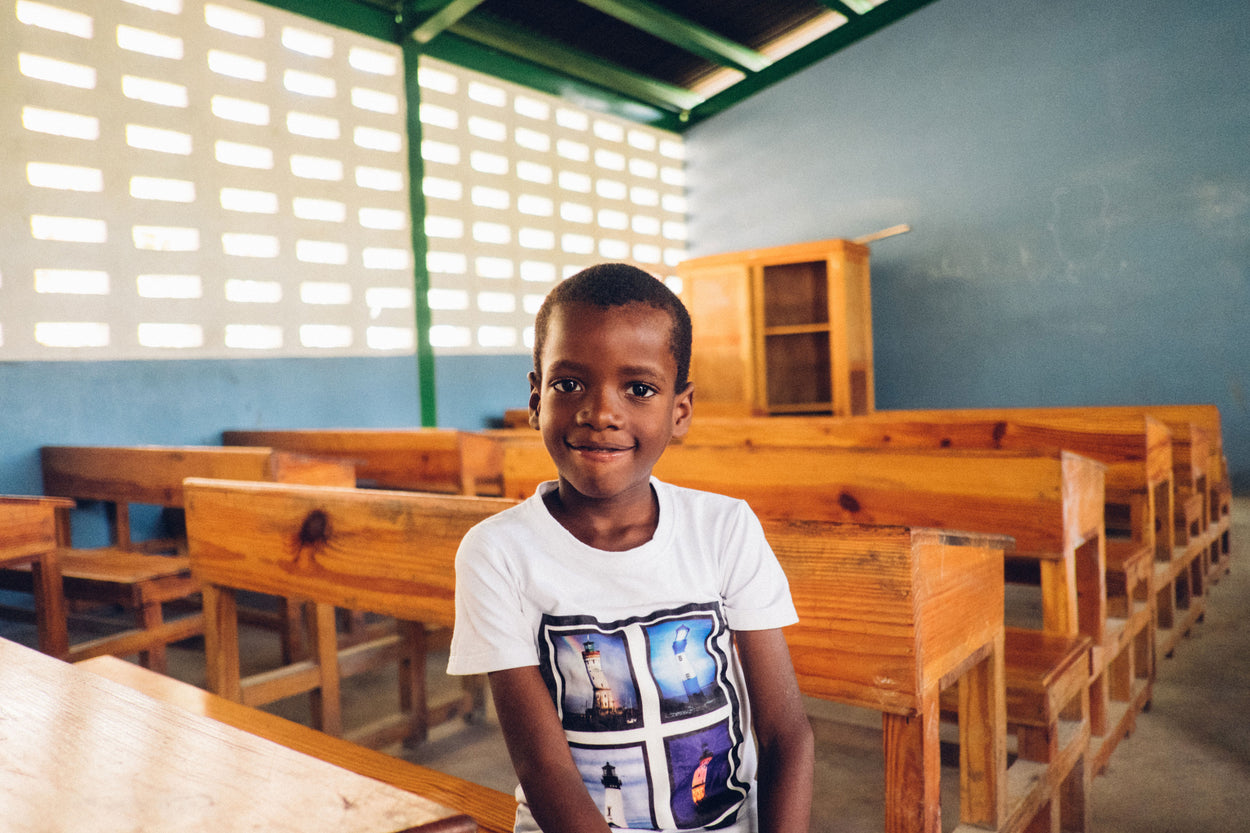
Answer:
[[543, 481, 659, 552]]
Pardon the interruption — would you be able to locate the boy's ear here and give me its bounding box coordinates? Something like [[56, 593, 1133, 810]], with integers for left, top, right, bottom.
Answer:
[[670, 381, 695, 438], [527, 371, 542, 430]]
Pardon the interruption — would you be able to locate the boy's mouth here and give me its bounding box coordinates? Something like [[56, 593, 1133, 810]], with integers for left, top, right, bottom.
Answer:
[[566, 440, 634, 454]]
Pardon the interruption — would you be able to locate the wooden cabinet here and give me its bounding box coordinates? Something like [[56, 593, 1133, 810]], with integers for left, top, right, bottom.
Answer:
[[677, 238, 873, 416]]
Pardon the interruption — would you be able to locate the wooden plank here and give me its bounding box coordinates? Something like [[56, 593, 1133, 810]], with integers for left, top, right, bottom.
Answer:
[[223, 428, 503, 495]]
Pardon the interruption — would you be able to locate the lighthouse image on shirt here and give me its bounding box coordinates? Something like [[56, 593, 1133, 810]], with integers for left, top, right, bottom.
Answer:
[[600, 761, 626, 827], [647, 617, 725, 721], [671, 624, 706, 705], [542, 604, 750, 830], [582, 639, 619, 713]]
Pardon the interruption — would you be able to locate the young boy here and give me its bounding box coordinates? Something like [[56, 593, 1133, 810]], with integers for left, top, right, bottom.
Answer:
[[448, 263, 813, 832]]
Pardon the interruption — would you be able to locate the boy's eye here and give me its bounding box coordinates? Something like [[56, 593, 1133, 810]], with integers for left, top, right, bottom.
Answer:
[[551, 379, 582, 393], [628, 383, 658, 398]]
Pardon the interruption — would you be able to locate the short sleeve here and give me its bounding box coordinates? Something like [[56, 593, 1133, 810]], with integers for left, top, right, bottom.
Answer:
[[717, 499, 799, 632], [446, 521, 541, 675]]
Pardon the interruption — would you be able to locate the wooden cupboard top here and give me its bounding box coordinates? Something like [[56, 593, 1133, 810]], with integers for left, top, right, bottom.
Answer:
[[676, 237, 869, 270]]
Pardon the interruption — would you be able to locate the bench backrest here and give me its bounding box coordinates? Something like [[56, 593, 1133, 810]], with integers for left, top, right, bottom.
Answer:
[[184, 478, 517, 627], [686, 411, 1172, 492], [761, 519, 1008, 714], [41, 445, 355, 507], [223, 428, 503, 495], [502, 439, 1100, 557]]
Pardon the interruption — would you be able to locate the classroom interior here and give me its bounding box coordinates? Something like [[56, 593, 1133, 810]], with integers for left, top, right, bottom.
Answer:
[[1, 0, 1247, 831]]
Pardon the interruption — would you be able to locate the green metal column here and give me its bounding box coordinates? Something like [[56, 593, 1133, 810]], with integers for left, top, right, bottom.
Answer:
[[403, 40, 437, 428]]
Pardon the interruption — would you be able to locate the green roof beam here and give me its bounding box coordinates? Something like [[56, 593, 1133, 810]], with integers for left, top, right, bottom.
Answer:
[[576, 0, 771, 74], [685, 0, 941, 128], [402, 0, 488, 44], [448, 12, 705, 113], [815, 0, 870, 17]]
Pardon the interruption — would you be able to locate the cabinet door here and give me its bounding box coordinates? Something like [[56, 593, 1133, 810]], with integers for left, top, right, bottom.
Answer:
[[681, 263, 756, 414]]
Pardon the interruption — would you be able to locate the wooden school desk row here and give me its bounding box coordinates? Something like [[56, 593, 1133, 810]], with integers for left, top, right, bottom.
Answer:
[[220, 405, 1230, 778], [6, 456, 1065, 833], [0, 445, 357, 671], [217, 436, 1098, 832], [0, 404, 1229, 833]]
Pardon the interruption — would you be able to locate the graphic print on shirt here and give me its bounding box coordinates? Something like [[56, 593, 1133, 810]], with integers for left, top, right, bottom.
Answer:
[[539, 602, 749, 830]]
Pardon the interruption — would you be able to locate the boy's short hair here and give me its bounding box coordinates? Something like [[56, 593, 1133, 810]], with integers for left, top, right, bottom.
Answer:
[[532, 263, 692, 391]]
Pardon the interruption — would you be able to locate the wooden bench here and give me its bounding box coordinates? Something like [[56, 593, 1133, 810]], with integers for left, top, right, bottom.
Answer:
[[1019, 404, 1231, 544], [76, 654, 515, 833], [1026, 404, 1233, 583], [223, 428, 504, 496], [761, 520, 1038, 833], [936, 627, 1092, 833], [0, 446, 355, 674], [500, 436, 1141, 783], [681, 415, 1158, 640], [184, 478, 518, 751], [0, 496, 73, 658], [848, 407, 1214, 663], [684, 410, 1197, 663]]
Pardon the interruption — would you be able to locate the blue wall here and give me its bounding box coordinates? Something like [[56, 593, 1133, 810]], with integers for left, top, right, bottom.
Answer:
[[0, 357, 420, 495], [435, 354, 533, 430], [684, 0, 1250, 490]]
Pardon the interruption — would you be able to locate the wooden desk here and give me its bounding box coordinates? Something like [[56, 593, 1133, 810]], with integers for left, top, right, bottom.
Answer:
[[0, 637, 472, 833], [78, 654, 517, 833], [0, 497, 73, 658]]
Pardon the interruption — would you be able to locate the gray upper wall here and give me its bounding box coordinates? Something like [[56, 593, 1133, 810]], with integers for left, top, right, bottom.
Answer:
[[683, 0, 1250, 489]]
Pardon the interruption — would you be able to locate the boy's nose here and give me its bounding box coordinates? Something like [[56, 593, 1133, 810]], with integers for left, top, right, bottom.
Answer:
[[577, 388, 620, 428]]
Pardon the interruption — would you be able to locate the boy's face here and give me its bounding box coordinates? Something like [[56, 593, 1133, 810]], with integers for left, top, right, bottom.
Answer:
[[529, 301, 693, 507]]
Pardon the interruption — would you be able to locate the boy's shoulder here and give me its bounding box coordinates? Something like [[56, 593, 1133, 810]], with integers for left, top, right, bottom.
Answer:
[[653, 477, 755, 522]]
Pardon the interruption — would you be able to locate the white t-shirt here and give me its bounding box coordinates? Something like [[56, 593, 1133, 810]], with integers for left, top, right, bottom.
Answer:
[[448, 478, 798, 833]]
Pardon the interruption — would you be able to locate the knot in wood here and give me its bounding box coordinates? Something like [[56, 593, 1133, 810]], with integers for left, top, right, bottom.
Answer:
[[299, 509, 330, 547], [992, 421, 1008, 446], [837, 491, 861, 513]]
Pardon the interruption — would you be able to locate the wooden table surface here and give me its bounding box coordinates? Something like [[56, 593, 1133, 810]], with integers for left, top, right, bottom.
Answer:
[[0, 638, 470, 833]]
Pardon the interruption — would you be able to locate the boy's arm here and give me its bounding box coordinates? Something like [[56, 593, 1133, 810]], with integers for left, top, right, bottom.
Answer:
[[736, 628, 815, 833], [489, 665, 613, 833]]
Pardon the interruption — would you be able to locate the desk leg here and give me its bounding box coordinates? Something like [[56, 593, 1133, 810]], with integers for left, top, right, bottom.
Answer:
[[882, 694, 941, 833], [31, 550, 69, 660], [204, 584, 243, 701], [1040, 558, 1079, 638], [958, 635, 1006, 829]]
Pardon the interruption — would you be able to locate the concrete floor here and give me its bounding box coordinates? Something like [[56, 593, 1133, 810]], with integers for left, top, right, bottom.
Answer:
[[3, 498, 1246, 831]]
